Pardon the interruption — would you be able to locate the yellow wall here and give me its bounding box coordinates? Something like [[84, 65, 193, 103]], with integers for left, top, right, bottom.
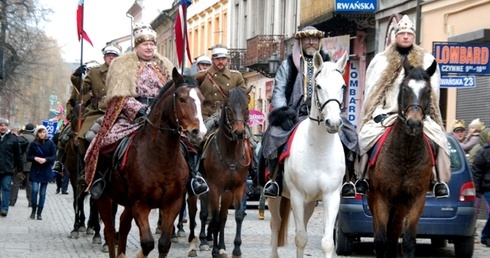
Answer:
[[300, 0, 333, 26]]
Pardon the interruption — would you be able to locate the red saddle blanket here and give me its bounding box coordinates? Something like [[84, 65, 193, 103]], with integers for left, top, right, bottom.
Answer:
[[279, 124, 300, 163], [368, 126, 435, 167]]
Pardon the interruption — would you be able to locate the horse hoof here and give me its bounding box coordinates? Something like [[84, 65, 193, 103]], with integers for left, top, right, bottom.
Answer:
[[101, 244, 109, 253], [92, 236, 102, 244], [219, 249, 228, 258], [188, 249, 198, 257], [199, 244, 210, 251], [79, 226, 87, 233], [177, 230, 186, 237], [70, 231, 79, 239], [171, 236, 179, 243], [86, 227, 95, 235]]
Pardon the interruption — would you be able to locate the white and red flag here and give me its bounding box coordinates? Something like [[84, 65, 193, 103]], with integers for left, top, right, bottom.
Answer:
[[174, 0, 193, 68], [77, 0, 93, 46]]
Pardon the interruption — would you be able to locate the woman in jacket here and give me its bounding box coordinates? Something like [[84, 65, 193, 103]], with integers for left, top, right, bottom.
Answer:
[[472, 133, 490, 247], [27, 125, 56, 220]]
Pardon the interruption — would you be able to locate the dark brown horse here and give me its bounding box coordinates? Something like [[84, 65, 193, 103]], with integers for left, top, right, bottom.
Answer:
[[188, 87, 252, 258], [367, 59, 438, 258], [61, 100, 102, 244], [97, 68, 206, 258]]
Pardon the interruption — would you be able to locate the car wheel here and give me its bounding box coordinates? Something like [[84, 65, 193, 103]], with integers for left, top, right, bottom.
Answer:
[[335, 220, 353, 255], [430, 238, 447, 248], [453, 236, 474, 257]]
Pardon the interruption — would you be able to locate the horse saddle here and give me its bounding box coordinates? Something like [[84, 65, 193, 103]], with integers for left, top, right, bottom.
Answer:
[[111, 135, 135, 172]]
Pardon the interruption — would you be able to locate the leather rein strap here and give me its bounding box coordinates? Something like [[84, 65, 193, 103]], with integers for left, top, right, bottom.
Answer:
[[206, 72, 227, 98]]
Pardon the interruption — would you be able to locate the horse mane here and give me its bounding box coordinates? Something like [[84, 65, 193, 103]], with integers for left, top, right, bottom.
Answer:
[[150, 74, 199, 112]]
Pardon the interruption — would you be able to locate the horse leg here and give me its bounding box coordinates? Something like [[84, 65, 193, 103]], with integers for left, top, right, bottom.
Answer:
[[177, 195, 186, 237], [320, 191, 340, 258], [402, 195, 426, 258], [208, 188, 222, 257], [289, 192, 308, 258], [232, 190, 246, 258], [97, 194, 117, 258], [132, 202, 154, 257], [70, 194, 83, 239], [198, 193, 211, 250], [267, 197, 281, 258], [368, 191, 390, 258], [216, 191, 232, 258], [88, 197, 102, 244], [187, 195, 199, 257], [157, 200, 183, 258], [116, 206, 134, 257]]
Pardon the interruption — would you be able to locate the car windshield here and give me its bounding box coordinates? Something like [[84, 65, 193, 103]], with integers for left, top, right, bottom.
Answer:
[[448, 137, 463, 172]]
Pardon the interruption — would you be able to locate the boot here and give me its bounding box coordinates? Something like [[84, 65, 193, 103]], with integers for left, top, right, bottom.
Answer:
[[188, 154, 208, 196], [433, 182, 449, 198], [258, 210, 264, 220], [90, 171, 106, 200], [37, 207, 43, 220], [341, 182, 356, 198], [354, 153, 369, 195], [30, 205, 36, 220], [355, 179, 369, 195], [263, 157, 281, 198]]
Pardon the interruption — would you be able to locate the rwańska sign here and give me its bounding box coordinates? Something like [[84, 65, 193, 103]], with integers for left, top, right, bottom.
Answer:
[[433, 42, 490, 75], [334, 0, 377, 13]]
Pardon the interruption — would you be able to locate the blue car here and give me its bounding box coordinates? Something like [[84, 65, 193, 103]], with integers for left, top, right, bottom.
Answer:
[[335, 134, 477, 257]]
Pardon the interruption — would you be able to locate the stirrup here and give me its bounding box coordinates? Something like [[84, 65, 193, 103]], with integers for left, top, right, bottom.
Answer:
[[433, 182, 450, 199], [263, 180, 279, 199], [190, 175, 209, 196], [354, 179, 369, 195], [341, 181, 356, 198], [90, 178, 106, 200]]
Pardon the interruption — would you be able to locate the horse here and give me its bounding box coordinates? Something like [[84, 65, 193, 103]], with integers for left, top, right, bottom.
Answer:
[[268, 50, 349, 258], [96, 68, 207, 258], [187, 86, 253, 258], [61, 100, 102, 244], [367, 59, 437, 258]]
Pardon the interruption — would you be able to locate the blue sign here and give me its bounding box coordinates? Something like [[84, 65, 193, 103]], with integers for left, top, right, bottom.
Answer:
[[440, 76, 476, 88], [334, 0, 377, 13], [42, 120, 58, 139], [433, 42, 490, 75]]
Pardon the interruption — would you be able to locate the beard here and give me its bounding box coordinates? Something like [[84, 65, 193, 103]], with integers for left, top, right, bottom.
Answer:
[[303, 46, 318, 57]]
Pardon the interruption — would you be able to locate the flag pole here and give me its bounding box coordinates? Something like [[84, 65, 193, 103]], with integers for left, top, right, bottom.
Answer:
[[180, 2, 187, 75], [77, 1, 85, 134]]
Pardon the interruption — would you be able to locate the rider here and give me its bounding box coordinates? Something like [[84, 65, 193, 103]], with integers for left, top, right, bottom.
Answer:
[[52, 43, 121, 174], [354, 15, 450, 198], [261, 26, 359, 198], [196, 55, 212, 72], [84, 23, 208, 198]]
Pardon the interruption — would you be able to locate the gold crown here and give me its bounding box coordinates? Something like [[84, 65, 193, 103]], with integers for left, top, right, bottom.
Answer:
[[133, 23, 156, 46], [452, 119, 465, 132], [395, 15, 415, 35]]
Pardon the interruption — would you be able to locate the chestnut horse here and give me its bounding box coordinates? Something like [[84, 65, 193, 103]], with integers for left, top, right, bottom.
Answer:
[[187, 87, 252, 258], [96, 68, 207, 258], [268, 51, 348, 258], [367, 59, 437, 257]]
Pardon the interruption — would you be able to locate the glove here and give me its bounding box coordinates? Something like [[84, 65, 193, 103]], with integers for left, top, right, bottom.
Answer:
[[135, 106, 148, 119], [73, 65, 87, 77], [268, 106, 297, 131]]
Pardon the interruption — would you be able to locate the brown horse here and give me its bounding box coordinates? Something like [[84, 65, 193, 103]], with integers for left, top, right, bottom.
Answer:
[[367, 59, 438, 258], [61, 100, 102, 244], [188, 87, 252, 258], [96, 68, 206, 258]]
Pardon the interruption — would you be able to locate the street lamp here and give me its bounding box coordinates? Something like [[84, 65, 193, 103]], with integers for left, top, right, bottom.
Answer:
[[268, 51, 280, 77]]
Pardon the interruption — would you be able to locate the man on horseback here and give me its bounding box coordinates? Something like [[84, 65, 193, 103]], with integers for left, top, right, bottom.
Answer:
[[52, 42, 122, 174], [84, 23, 208, 198], [260, 26, 359, 198], [355, 15, 450, 198]]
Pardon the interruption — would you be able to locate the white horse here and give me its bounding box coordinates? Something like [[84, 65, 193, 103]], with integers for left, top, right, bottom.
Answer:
[[268, 50, 348, 258]]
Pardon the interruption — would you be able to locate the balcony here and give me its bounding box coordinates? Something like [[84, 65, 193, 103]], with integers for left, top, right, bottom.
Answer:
[[245, 35, 286, 78], [229, 48, 247, 73]]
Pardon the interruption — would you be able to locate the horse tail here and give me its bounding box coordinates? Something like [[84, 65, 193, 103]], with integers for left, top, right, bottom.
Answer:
[[277, 197, 291, 246]]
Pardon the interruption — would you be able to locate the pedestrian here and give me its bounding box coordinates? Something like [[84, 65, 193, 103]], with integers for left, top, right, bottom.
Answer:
[[460, 118, 485, 154], [27, 125, 57, 220], [259, 26, 358, 198], [84, 23, 207, 198], [471, 133, 490, 247], [10, 123, 35, 207], [355, 14, 450, 198], [0, 118, 24, 217], [451, 119, 466, 143]]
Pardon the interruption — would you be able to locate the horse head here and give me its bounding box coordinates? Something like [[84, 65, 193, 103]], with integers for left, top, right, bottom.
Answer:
[[311, 50, 348, 133], [149, 68, 207, 145], [219, 86, 251, 141], [397, 58, 436, 135]]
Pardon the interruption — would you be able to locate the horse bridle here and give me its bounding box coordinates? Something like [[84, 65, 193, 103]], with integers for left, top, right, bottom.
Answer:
[[398, 84, 430, 124], [309, 68, 344, 125], [144, 84, 187, 134]]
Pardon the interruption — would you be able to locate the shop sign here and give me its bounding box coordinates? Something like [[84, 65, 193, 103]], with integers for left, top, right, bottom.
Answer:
[[334, 0, 377, 13]]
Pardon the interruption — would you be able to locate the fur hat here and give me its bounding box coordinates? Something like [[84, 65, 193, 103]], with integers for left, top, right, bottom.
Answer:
[[452, 120, 465, 132], [34, 125, 47, 136], [133, 23, 157, 46], [210, 44, 228, 58], [0, 118, 9, 125], [294, 26, 325, 39], [24, 123, 35, 132], [395, 15, 415, 35], [102, 43, 122, 56], [469, 118, 485, 132]]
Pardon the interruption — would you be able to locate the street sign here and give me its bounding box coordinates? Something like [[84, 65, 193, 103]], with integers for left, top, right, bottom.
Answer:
[[248, 110, 265, 127], [440, 76, 476, 88], [42, 120, 58, 139]]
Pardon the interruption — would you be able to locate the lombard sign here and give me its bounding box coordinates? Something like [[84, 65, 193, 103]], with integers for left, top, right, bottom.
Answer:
[[334, 0, 377, 13], [433, 42, 490, 75]]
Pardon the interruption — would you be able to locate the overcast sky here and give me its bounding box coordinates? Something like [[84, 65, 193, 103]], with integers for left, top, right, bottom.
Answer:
[[41, 0, 171, 64]]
